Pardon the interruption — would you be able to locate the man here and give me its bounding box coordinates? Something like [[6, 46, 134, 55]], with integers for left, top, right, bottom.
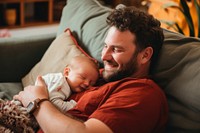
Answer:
[[14, 6, 168, 133]]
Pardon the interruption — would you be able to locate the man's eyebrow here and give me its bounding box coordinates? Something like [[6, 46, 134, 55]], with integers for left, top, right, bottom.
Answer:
[[112, 45, 125, 50], [104, 42, 125, 50], [105, 43, 124, 48]]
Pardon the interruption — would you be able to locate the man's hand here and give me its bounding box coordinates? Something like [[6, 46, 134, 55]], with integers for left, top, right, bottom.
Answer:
[[14, 76, 49, 107]]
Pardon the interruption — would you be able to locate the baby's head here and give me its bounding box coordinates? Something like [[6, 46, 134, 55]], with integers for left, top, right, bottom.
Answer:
[[64, 56, 99, 93]]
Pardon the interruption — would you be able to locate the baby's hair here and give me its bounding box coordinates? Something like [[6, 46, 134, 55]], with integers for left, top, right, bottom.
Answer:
[[68, 56, 99, 74]]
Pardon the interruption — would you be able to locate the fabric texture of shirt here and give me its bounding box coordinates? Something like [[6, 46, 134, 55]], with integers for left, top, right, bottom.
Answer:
[[67, 78, 168, 133]]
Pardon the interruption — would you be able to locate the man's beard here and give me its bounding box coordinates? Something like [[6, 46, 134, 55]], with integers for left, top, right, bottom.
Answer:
[[102, 53, 138, 82]]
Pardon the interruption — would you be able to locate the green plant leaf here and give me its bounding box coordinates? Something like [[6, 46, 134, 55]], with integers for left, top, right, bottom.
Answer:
[[194, 0, 200, 37], [160, 19, 183, 34], [180, 0, 195, 36], [150, 0, 199, 37], [161, 1, 181, 13], [160, 19, 175, 27], [161, 2, 179, 9], [175, 23, 184, 35]]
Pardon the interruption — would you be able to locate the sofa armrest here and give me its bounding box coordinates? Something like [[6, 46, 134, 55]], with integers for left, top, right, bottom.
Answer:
[[0, 33, 56, 82]]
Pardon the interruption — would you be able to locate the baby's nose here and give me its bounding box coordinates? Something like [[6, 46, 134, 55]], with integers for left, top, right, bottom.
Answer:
[[84, 80, 90, 86]]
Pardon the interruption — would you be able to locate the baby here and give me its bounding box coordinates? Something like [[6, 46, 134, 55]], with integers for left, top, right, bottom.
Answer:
[[36, 55, 99, 112]]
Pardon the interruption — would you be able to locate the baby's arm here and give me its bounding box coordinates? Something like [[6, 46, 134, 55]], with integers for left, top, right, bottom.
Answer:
[[50, 96, 77, 113], [36, 73, 76, 112]]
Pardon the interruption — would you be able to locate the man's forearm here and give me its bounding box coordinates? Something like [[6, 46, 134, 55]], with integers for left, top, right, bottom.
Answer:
[[34, 101, 87, 133], [34, 101, 112, 133]]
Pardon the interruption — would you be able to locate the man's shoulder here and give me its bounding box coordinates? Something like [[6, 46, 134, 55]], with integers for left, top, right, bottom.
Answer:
[[110, 77, 157, 86], [105, 78, 163, 96], [114, 78, 167, 103]]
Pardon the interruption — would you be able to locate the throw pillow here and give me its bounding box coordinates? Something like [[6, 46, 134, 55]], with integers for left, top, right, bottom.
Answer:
[[22, 29, 86, 87]]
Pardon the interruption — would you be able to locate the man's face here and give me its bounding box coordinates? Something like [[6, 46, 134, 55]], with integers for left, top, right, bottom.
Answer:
[[101, 26, 139, 82]]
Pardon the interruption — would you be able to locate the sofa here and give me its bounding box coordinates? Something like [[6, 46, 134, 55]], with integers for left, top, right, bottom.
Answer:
[[0, 0, 200, 132]]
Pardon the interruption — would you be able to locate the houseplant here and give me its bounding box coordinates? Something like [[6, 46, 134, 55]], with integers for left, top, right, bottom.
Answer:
[[146, 0, 200, 37]]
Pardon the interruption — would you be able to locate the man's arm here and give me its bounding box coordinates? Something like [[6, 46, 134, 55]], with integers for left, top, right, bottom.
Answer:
[[34, 100, 113, 133], [14, 76, 113, 133]]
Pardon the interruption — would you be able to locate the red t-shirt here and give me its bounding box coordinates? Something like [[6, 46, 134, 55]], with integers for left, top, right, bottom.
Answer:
[[67, 78, 168, 133]]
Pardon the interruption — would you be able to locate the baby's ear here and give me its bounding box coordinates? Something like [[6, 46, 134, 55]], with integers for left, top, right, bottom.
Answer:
[[63, 67, 70, 77]]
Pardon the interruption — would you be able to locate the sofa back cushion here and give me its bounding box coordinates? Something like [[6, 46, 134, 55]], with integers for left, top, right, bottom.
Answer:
[[57, 0, 112, 67], [154, 29, 200, 132], [42, 0, 200, 132]]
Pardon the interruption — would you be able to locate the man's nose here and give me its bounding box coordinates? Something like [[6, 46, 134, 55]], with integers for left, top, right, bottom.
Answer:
[[101, 48, 112, 61]]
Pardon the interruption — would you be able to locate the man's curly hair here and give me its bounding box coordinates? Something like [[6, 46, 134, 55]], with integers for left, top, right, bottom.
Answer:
[[106, 6, 164, 74]]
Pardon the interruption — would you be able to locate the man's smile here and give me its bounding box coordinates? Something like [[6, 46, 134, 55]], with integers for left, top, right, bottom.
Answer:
[[104, 61, 118, 70]]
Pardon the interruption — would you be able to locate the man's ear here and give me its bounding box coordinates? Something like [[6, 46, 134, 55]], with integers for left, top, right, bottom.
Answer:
[[139, 47, 153, 64], [63, 67, 70, 77]]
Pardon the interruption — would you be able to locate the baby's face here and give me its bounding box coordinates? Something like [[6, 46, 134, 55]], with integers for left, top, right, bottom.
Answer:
[[66, 65, 98, 93]]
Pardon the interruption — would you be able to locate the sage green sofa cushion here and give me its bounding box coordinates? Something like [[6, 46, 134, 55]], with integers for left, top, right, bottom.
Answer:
[[0, 83, 23, 100], [57, 0, 112, 66], [154, 30, 200, 132], [57, 0, 200, 132]]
